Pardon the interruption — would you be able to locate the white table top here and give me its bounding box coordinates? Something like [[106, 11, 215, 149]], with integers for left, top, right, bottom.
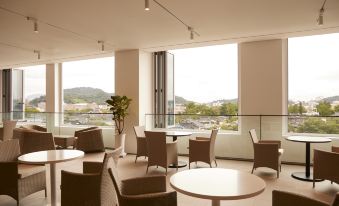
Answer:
[[170, 168, 266, 200], [286, 136, 332, 143], [165, 131, 192, 137], [18, 149, 84, 164]]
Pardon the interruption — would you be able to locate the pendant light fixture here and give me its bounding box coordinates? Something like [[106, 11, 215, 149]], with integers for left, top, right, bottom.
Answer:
[[317, 0, 327, 26], [34, 50, 41, 59]]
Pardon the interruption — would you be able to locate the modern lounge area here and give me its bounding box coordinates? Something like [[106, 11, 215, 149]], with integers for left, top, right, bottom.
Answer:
[[1, 1, 339, 206]]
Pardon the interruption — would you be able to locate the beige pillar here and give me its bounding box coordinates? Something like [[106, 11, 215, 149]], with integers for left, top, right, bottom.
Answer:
[[115, 50, 153, 153], [46, 63, 62, 132]]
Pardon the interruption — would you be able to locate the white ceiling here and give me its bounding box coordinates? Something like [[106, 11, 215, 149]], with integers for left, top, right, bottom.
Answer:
[[0, 0, 339, 68]]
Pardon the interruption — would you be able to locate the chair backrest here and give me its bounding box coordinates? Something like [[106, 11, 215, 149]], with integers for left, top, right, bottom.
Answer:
[[332, 146, 339, 154], [3, 120, 17, 141], [108, 148, 123, 204], [133, 126, 145, 138], [20, 124, 47, 132], [75, 128, 105, 153], [314, 149, 339, 185], [100, 147, 122, 206], [145, 131, 167, 166], [0, 139, 20, 161], [209, 129, 218, 156], [74, 126, 99, 137], [249, 129, 259, 144], [21, 131, 55, 155]]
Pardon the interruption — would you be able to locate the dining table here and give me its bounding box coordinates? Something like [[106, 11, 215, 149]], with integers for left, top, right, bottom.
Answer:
[[170, 168, 266, 206], [286, 136, 332, 181], [18, 149, 84, 206], [165, 131, 192, 168]]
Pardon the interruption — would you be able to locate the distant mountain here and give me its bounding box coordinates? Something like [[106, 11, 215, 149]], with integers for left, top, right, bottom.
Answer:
[[26, 94, 43, 101], [321, 96, 339, 103], [175, 96, 190, 104], [209, 98, 238, 104], [63, 87, 113, 104]]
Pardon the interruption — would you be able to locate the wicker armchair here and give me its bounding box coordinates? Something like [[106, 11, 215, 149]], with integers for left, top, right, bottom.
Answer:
[[108, 166, 177, 206], [313, 149, 339, 188], [188, 129, 218, 168], [0, 139, 46, 206], [0, 120, 17, 141], [133, 126, 147, 163], [18, 130, 55, 155], [61, 147, 122, 206], [145, 131, 178, 174], [74, 128, 105, 153], [272, 190, 339, 206], [249, 129, 283, 178]]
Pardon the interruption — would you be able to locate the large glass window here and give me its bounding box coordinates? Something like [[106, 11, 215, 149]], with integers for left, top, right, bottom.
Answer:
[[62, 56, 115, 126], [21, 65, 46, 112], [169, 44, 238, 131], [288, 33, 339, 134]]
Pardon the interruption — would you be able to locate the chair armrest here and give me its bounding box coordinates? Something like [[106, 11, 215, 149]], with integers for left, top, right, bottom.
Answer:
[[121, 175, 167, 195], [196, 137, 210, 141], [83, 161, 103, 174], [259, 140, 281, 148], [120, 191, 177, 206], [272, 190, 329, 206]]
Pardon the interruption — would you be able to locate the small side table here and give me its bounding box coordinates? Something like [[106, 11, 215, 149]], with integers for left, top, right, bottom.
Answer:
[[54, 135, 75, 149]]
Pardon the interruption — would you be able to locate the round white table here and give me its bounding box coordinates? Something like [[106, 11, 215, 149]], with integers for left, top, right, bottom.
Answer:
[[165, 131, 192, 168], [18, 149, 84, 206], [286, 136, 332, 181], [170, 168, 266, 206]]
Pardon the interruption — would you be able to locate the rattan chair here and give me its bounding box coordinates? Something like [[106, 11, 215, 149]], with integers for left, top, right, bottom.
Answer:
[[188, 129, 218, 169], [0, 120, 17, 141], [133, 126, 147, 163], [61, 147, 122, 206], [249, 129, 283, 178], [74, 128, 105, 153], [18, 130, 55, 155], [313, 149, 339, 188], [272, 190, 339, 206], [0, 139, 46, 206], [108, 166, 177, 206], [145, 131, 178, 174]]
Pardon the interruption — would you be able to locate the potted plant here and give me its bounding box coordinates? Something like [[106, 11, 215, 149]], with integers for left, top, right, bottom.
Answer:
[[106, 95, 132, 157]]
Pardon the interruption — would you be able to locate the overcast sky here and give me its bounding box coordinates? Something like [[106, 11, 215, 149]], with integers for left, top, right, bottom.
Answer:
[[22, 33, 338, 102]]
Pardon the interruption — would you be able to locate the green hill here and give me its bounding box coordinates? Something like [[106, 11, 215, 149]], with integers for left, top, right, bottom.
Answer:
[[321, 96, 339, 103], [63, 87, 113, 104]]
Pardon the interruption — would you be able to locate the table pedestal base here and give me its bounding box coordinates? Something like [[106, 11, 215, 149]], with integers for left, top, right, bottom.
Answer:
[[212, 199, 220, 206], [169, 160, 187, 168], [291, 172, 323, 182]]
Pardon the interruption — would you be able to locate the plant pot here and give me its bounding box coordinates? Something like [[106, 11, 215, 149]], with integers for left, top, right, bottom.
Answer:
[[115, 133, 127, 157]]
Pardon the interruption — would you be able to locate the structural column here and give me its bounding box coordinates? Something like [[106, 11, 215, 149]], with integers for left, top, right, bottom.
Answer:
[[115, 50, 153, 153]]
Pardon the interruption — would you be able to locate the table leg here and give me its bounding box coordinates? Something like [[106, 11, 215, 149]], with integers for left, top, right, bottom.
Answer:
[[50, 163, 57, 206], [212, 199, 220, 206], [305, 142, 310, 177]]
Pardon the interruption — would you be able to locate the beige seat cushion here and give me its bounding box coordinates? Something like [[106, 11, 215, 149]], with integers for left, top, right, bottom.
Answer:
[[18, 164, 45, 178], [279, 148, 284, 155]]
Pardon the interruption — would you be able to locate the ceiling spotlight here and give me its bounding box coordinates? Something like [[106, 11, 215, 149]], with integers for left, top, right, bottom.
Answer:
[[98, 41, 105, 52], [317, 8, 324, 26], [145, 0, 150, 11], [188, 27, 194, 40], [34, 50, 41, 59], [317, 0, 327, 26], [27, 17, 38, 33]]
